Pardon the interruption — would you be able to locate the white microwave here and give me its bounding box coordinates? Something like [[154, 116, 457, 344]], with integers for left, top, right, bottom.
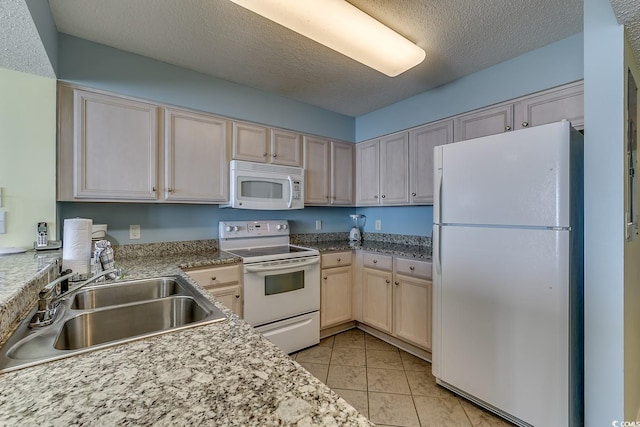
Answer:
[[225, 160, 304, 210]]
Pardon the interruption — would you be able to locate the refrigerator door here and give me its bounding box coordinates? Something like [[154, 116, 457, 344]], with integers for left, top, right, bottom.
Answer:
[[437, 225, 570, 426], [439, 121, 571, 228]]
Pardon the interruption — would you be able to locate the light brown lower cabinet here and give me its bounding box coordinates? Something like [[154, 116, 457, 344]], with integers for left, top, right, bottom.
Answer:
[[360, 252, 432, 350], [184, 264, 242, 316], [320, 252, 353, 329]]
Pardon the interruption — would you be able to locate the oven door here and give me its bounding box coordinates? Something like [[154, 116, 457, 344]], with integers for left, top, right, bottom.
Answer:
[[242, 256, 320, 326]]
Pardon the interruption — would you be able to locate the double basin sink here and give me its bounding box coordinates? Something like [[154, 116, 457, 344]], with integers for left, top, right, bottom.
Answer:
[[0, 276, 227, 373]]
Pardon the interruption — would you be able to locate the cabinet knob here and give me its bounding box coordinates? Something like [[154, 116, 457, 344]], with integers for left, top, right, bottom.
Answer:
[[167, 188, 173, 193], [262, 152, 267, 157], [272, 153, 277, 158], [235, 294, 240, 298], [395, 281, 399, 286], [326, 195, 330, 199], [152, 186, 156, 192], [373, 259, 378, 264], [211, 277, 217, 281], [337, 258, 341, 262], [505, 125, 511, 131], [374, 195, 378, 199], [381, 195, 386, 198], [385, 279, 390, 284], [323, 276, 328, 280], [522, 121, 529, 127], [412, 192, 417, 197], [410, 266, 415, 271]]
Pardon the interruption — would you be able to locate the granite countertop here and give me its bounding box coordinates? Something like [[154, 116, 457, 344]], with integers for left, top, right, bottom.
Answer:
[[0, 250, 372, 426], [304, 240, 432, 261]]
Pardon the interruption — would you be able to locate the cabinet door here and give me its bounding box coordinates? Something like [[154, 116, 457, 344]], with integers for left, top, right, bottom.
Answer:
[[303, 136, 331, 205], [409, 120, 453, 205], [355, 139, 380, 205], [394, 275, 432, 350], [271, 129, 302, 166], [514, 81, 584, 131], [164, 109, 229, 202], [362, 267, 393, 333], [321, 266, 353, 328], [331, 141, 354, 205], [232, 121, 269, 163], [74, 90, 158, 200], [380, 133, 409, 205], [454, 104, 514, 142], [204, 283, 243, 317]]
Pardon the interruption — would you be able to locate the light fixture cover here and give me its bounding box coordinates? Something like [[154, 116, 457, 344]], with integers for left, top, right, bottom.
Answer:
[[229, 0, 426, 77]]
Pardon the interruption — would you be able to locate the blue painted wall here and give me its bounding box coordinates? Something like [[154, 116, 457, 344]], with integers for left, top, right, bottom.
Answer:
[[355, 206, 432, 237], [355, 33, 584, 141], [25, 0, 58, 74], [58, 203, 356, 245], [57, 34, 354, 141]]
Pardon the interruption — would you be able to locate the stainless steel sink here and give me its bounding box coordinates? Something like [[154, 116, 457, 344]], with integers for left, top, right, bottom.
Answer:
[[56, 296, 208, 350], [71, 277, 183, 309], [0, 276, 226, 372]]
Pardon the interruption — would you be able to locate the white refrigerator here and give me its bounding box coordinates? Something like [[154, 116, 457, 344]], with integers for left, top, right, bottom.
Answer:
[[432, 121, 583, 427]]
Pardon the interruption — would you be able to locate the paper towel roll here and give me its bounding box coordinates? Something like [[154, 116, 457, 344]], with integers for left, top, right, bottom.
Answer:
[[62, 218, 92, 275]]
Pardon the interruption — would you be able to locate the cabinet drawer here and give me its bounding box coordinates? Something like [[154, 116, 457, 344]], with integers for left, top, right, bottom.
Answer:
[[185, 264, 241, 288], [321, 251, 352, 268], [363, 252, 393, 271], [395, 258, 432, 279]]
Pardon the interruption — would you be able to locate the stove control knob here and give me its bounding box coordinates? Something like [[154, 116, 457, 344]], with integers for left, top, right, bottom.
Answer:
[[277, 224, 287, 230], [225, 225, 233, 232], [233, 226, 240, 232]]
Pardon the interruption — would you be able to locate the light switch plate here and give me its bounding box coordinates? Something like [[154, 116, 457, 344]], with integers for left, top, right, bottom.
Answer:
[[315, 220, 322, 230]]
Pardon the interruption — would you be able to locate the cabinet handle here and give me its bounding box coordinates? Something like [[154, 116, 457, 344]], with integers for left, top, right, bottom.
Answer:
[[505, 125, 511, 131], [373, 260, 378, 264], [395, 281, 399, 286], [211, 277, 217, 281], [337, 258, 341, 262], [522, 121, 529, 127], [272, 153, 277, 158], [412, 192, 417, 197], [152, 186, 156, 192], [381, 195, 386, 198], [409, 266, 415, 271], [323, 276, 327, 280], [385, 279, 390, 284], [235, 294, 240, 298]]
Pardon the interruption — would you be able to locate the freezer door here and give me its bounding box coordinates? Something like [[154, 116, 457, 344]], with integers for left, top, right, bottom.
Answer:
[[436, 225, 570, 426], [440, 121, 571, 227]]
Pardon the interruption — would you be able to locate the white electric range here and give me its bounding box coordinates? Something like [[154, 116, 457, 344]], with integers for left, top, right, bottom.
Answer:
[[219, 220, 320, 354]]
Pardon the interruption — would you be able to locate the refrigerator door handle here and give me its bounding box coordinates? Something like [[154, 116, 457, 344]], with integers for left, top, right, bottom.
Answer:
[[434, 146, 444, 224], [433, 224, 441, 274]]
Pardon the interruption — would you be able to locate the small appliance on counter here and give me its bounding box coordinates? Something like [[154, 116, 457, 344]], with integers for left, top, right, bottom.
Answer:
[[348, 214, 366, 243]]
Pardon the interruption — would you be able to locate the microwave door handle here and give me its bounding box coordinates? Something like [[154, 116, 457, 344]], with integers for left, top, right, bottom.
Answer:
[[244, 257, 319, 272], [287, 175, 293, 208]]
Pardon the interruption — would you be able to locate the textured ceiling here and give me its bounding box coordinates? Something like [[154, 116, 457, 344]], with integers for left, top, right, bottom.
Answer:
[[611, 0, 640, 57], [47, 0, 583, 117], [0, 0, 55, 78]]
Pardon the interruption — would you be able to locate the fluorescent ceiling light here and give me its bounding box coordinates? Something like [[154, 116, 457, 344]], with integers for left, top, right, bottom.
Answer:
[[229, 0, 426, 77]]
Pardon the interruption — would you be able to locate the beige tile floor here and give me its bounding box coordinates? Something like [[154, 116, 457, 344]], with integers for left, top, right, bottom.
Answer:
[[291, 329, 515, 427]]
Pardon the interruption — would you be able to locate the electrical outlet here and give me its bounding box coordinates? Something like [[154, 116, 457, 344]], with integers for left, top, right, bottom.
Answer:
[[315, 220, 322, 230], [375, 219, 381, 230], [129, 224, 141, 240]]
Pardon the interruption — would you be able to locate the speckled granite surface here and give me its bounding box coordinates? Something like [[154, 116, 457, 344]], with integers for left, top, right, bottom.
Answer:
[[0, 249, 372, 426]]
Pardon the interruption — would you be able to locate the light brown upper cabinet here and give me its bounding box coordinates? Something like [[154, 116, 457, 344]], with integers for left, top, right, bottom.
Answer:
[[68, 88, 160, 200], [232, 121, 302, 166], [408, 119, 454, 204], [454, 104, 514, 142], [164, 108, 229, 202], [356, 132, 409, 206], [304, 136, 354, 206]]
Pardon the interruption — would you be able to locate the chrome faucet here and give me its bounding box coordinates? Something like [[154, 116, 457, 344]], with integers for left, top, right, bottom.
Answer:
[[29, 268, 118, 328]]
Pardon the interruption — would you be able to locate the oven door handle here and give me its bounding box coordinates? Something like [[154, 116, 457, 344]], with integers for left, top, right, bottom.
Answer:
[[244, 257, 319, 272]]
